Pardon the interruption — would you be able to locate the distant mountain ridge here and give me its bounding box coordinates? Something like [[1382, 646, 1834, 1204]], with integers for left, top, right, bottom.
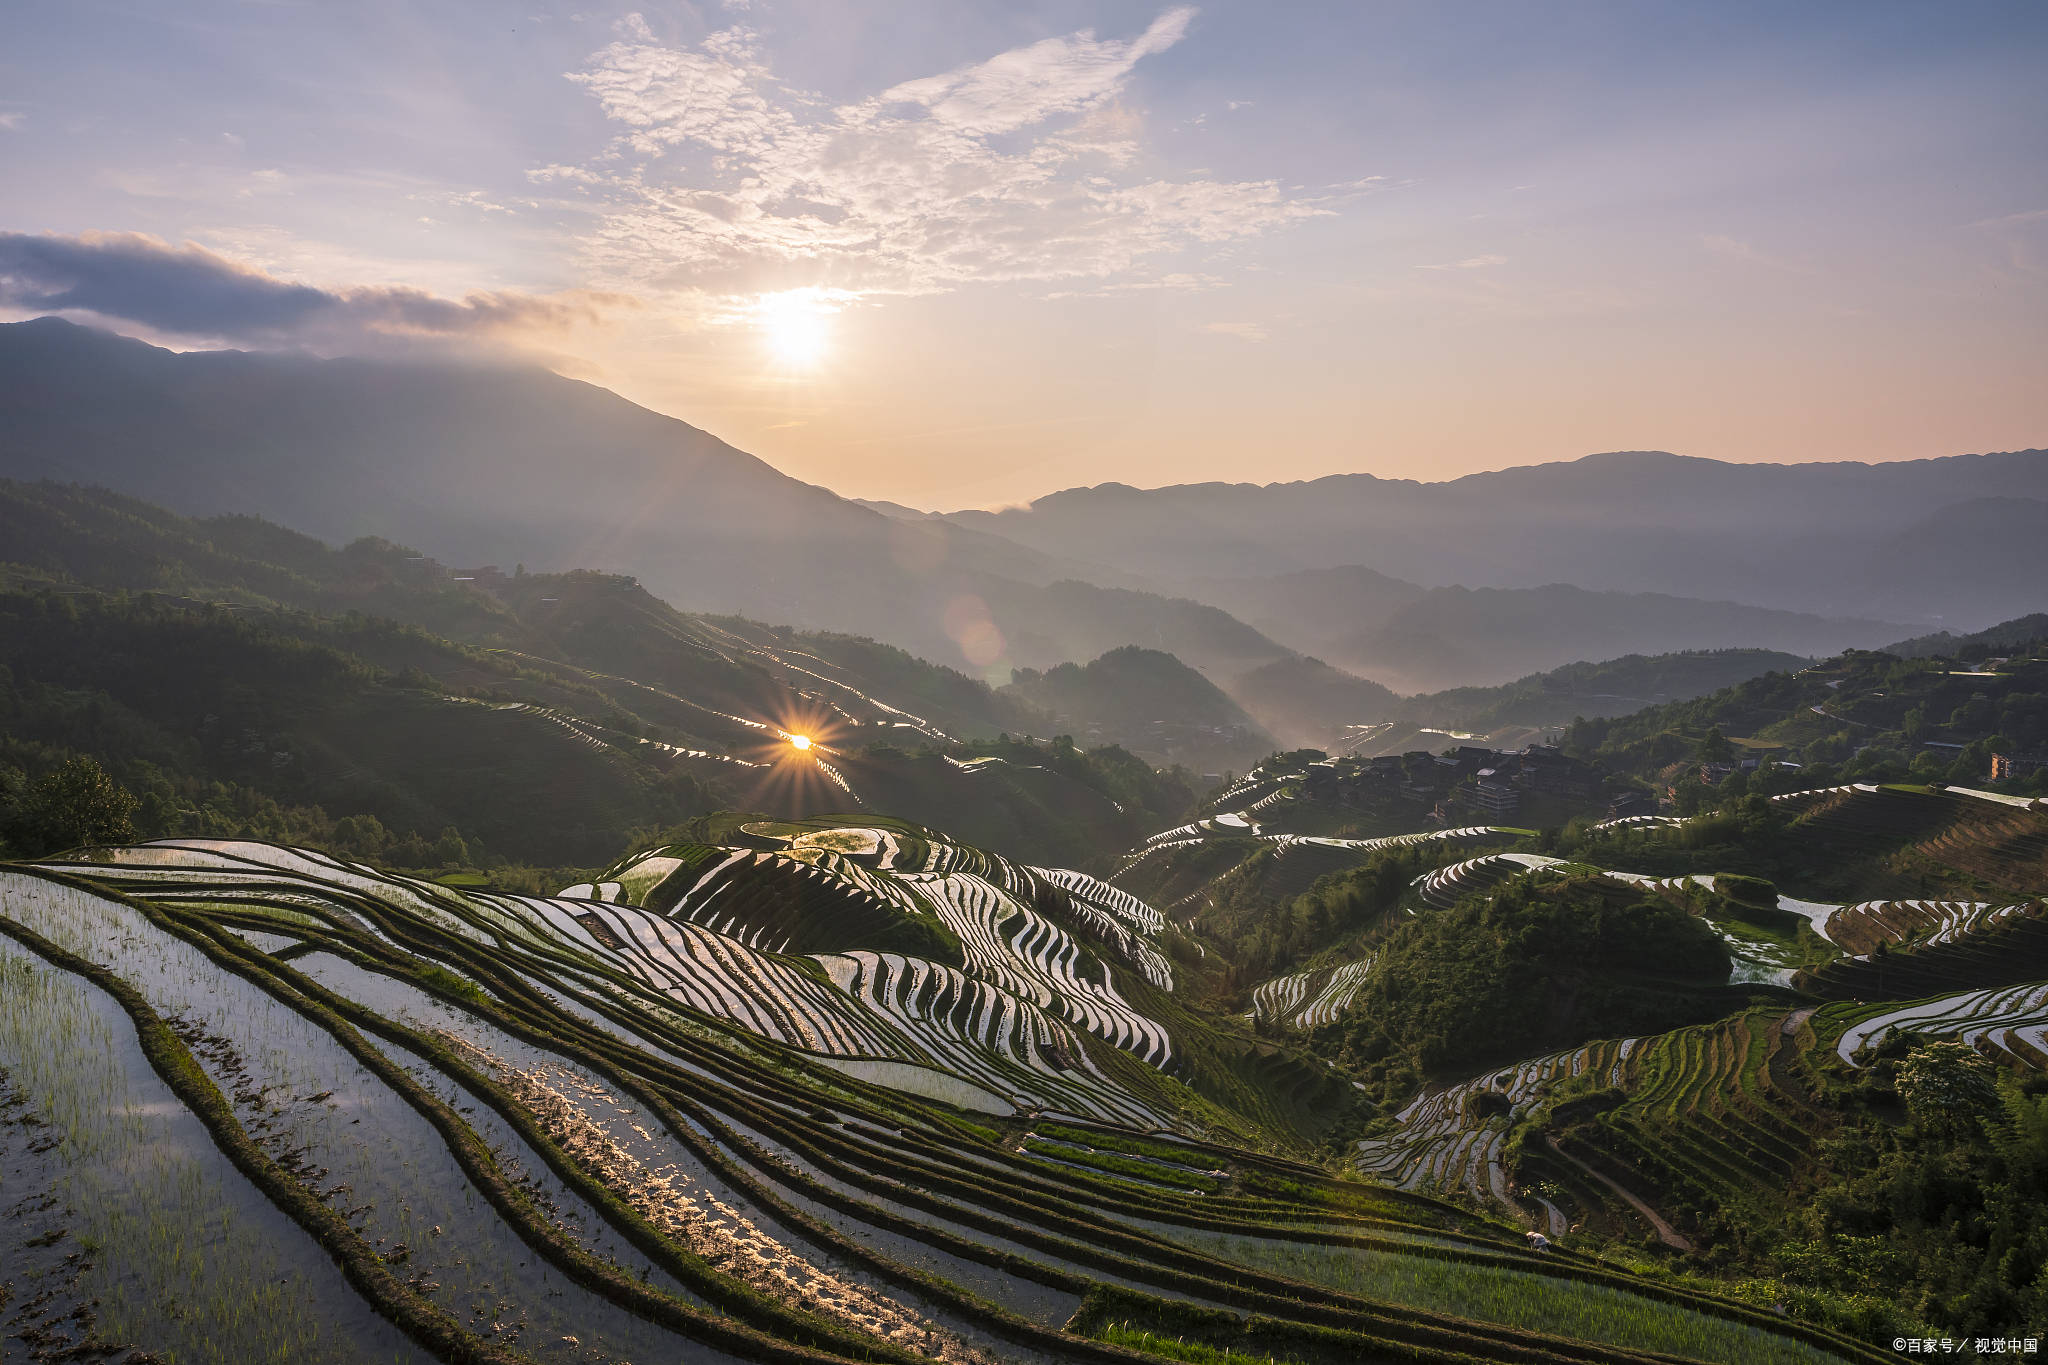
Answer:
[[0, 478, 1289, 774], [1, 318, 2013, 703], [1192, 567, 1893, 693], [942, 449, 2048, 625], [0, 318, 1280, 681]]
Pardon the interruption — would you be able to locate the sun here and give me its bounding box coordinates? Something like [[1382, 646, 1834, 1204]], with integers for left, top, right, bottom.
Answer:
[[788, 733, 812, 751], [755, 292, 833, 368]]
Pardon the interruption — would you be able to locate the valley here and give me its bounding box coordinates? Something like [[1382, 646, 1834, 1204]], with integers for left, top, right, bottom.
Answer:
[[1, 334, 2044, 1365]]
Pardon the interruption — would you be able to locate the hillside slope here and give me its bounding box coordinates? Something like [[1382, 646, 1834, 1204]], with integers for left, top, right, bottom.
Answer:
[[0, 479, 1293, 771], [1004, 646, 1274, 772], [0, 320, 1286, 679], [1192, 568, 1894, 692]]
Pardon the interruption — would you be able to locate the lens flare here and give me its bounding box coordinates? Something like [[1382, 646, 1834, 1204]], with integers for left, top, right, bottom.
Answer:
[[789, 734, 812, 750]]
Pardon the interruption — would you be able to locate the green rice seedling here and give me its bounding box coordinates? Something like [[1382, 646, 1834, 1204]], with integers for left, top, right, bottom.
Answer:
[[0, 936, 425, 1364], [1163, 1229, 1852, 1365]]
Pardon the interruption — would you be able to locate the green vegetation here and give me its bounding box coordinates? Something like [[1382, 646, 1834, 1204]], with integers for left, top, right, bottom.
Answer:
[[1210, 844, 1438, 990], [0, 482, 1220, 870], [12, 477, 2048, 1364], [1093, 1324, 1283, 1365], [1753, 1039, 2048, 1337], [1005, 645, 1274, 774], [1329, 874, 1747, 1104], [1035, 1120, 1217, 1166], [0, 821, 1876, 1365], [1565, 639, 2048, 799], [1021, 1136, 1222, 1193], [1406, 649, 1816, 734], [1168, 1230, 1850, 1365], [0, 753, 138, 854]]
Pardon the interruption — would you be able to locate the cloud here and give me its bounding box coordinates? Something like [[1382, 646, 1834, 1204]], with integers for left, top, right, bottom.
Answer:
[[0, 113, 24, 131], [555, 8, 1330, 304], [1700, 235, 1801, 271], [0, 231, 619, 348], [527, 163, 605, 184], [876, 7, 1192, 138], [1968, 208, 2048, 230], [1415, 253, 1506, 271], [1042, 271, 1221, 298], [1203, 320, 1266, 342]]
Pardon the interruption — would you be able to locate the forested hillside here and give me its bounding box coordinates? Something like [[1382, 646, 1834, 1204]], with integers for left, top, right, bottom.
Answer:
[[1564, 629, 2048, 800]]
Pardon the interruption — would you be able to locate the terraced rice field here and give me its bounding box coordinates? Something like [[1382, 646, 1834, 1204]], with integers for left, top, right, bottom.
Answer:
[[0, 828, 1887, 1365], [1821, 898, 2038, 955], [1117, 822, 1509, 898], [1357, 1036, 1643, 1214], [1413, 852, 1567, 908], [1827, 983, 2048, 1067], [1358, 1004, 1836, 1254], [623, 832, 1179, 1068], [1590, 813, 1690, 832], [1247, 957, 1377, 1030]]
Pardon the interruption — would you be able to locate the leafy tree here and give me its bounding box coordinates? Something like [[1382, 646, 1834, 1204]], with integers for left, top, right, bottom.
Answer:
[[12, 755, 139, 854], [1895, 1041, 1999, 1133], [429, 825, 470, 866], [1780, 1061, 2048, 1337], [332, 812, 391, 854]]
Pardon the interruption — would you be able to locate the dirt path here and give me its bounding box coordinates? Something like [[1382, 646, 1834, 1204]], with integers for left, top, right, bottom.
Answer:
[[1781, 1005, 1818, 1036], [1541, 1138, 1693, 1251]]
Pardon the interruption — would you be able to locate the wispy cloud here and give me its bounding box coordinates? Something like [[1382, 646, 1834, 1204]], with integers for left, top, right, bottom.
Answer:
[[1967, 207, 2048, 230], [0, 113, 24, 132], [0, 231, 621, 348], [1202, 320, 1266, 342], [1415, 253, 1506, 271], [555, 8, 1329, 305], [1700, 234, 1802, 271]]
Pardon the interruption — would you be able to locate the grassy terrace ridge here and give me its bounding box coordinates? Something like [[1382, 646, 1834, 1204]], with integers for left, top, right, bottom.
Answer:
[[0, 835, 1889, 1365]]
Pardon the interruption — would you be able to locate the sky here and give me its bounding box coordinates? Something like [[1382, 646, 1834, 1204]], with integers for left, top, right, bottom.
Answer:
[[2, 1, 2045, 509]]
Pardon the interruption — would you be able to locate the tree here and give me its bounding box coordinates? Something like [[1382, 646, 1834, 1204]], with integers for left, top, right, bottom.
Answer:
[[429, 825, 470, 867], [1896, 1041, 1999, 1134], [332, 812, 391, 855], [16, 756, 139, 854], [1696, 727, 1735, 764]]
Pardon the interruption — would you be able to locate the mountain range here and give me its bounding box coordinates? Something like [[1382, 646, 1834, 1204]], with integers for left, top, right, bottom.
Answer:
[[4, 318, 2040, 712], [938, 451, 2048, 624], [7, 322, 2048, 1365]]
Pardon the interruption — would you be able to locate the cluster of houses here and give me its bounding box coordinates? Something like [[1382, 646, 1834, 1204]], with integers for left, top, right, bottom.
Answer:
[[1299, 745, 1630, 823], [1990, 751, 2048, 782]]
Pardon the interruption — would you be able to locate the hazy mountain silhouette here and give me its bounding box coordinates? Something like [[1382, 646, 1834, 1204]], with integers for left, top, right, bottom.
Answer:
[[2, 319, 1997, 697], [1190, 567, 1896, 693], [942, 449, 2048, 625], [1224, 655, 1402, 751], [0, 319, 1276, 678], [1003, 645, 1274, 772]]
